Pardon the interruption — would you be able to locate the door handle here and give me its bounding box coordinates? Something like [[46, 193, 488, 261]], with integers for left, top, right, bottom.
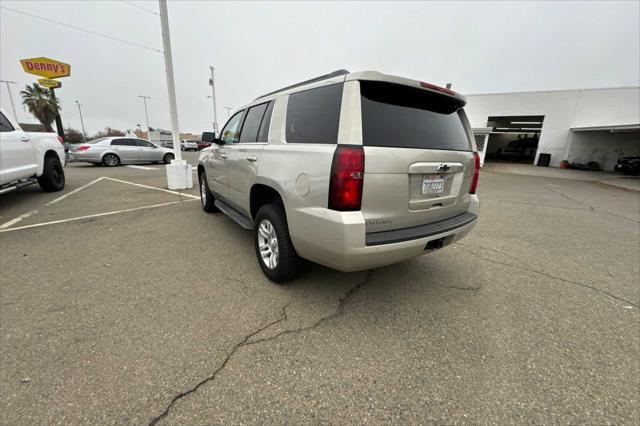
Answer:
[[220, 153, 228, 159], [246, 156, 257, 162], [20, 136, 30, 142]]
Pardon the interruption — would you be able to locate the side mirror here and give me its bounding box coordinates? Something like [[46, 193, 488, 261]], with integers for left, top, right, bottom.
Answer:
[[201, 132, 217, 143]]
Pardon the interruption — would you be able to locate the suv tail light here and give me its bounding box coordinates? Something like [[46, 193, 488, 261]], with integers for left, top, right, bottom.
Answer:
[[470, 152, 480, 194], [57, 136, 64, 143], [328, 145, 365, 211], [77, 145, 90, 151]]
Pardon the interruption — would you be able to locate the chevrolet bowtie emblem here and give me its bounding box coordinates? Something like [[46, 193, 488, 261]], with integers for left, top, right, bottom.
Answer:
[[438, 164, 450, 172]]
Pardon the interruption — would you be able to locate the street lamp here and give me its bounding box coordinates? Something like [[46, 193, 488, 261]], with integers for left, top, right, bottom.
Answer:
[[75, 100, 87, 143], [0, 80, 19, 122], [208, 66, 218, 135], [224, 106, 232, 118], [138, 95, 151, 140], [136, 124, 142, 137]]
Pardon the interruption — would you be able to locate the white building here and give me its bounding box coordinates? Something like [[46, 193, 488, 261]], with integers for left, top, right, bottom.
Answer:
[[465, 86, 640, 170]]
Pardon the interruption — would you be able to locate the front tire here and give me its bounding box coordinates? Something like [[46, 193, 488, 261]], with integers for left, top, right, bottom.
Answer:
[[38, 156, 65, 192], [254, 203, 302, 283], [163, 153, 174, 164], [199, 171, 218, 213], [102, 153, 120, 167]]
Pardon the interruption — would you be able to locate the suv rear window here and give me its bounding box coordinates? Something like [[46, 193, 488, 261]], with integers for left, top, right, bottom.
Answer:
[[286, 83, 343, 144], [360, 81, 470, 151]]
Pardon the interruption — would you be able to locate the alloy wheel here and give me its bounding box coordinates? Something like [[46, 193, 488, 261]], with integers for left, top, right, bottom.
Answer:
[[257, 219, 279, 269]]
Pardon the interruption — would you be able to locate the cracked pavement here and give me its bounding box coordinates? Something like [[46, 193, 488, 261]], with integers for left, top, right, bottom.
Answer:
[[1, 157, 639, 424]]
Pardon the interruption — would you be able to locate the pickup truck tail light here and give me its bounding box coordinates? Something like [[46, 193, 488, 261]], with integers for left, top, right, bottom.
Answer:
[[470, 152, 480, 194], [328, 145, 364, 211], [77, 145, 90, 152]]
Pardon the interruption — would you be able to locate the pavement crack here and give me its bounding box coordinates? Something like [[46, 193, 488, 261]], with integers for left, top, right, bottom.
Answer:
[[449, 286, 481, 291], [148, 270, 373, 425], [459, 246, 639, 309], [455, 242, 526, 266], [544, 184, 595, 211], [148, 302, 291, 426], [246, 270, 374, 347]]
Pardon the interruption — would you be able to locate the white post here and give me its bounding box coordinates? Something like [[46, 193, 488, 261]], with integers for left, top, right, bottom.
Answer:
[[159, 0, 191, 189], [1, 80, 19, 122], [209, 66, 218, 135]]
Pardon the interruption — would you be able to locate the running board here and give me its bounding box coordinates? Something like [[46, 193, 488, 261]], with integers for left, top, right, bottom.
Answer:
[[0, 178, 37, 195], [214, 200, 254, 230]]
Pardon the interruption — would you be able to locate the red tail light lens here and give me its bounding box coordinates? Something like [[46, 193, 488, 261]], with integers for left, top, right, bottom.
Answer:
[[77, 146, 90, 151], [57, 136, 64, 143], [470, 152, 480, 194], [328, 145, 365, 211]]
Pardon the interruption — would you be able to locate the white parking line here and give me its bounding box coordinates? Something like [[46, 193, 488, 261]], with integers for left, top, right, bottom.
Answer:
[[45, 177, 105, 206], [0, 209, 39, 230], [126, 165, 157, 171], [1, 177, 105, 230], [102, 177, 200, 199], [0, 199, 197, 233]]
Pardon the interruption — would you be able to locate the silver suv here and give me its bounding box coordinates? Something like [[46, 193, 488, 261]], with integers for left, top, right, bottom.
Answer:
[[198, 70, 479, 282]]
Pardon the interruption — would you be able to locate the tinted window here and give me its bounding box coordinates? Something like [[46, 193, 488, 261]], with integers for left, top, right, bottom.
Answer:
[[257, 101, 274, 142], [0, 112, 14, 132], [136, 140, 155, 148], [111, 139, 137, 146], [360, 81, 470, 151], [286, 83, 343, 144], [220, 111, 245, 144], [239, 102, 269, 143]]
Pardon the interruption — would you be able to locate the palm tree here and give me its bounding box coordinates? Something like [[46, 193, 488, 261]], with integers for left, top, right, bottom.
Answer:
[[20, 84, 60, 131]]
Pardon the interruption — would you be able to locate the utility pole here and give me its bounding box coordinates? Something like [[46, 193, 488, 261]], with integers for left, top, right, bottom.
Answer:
[[75, 100, 87, 143], [138, 95, 151, 140], [159, 0, 191, 189], [0, 80, 18, 122], [224, 106, 232, 118], [208, 66, 218, 135]]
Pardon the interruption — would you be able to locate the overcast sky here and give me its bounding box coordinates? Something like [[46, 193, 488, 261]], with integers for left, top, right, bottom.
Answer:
[[1, 0, 639, 134]]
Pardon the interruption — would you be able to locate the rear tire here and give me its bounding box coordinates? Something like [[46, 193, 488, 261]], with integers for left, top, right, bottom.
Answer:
[[163, 153, 174, 164], [254, 203, 302, 283], [38, 156, 65, 192], [199, 171, 218, 213], [102, 153, 120, 167]]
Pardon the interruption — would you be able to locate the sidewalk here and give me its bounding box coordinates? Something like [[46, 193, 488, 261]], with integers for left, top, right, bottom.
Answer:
[[482, 162, 640, 191]]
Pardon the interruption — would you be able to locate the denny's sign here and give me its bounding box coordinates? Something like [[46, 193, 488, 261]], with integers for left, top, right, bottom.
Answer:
[[20, 57, 71, 79]]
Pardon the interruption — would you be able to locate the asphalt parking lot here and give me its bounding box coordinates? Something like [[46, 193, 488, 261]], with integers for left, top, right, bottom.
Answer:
[[1, 154, 638, 425]]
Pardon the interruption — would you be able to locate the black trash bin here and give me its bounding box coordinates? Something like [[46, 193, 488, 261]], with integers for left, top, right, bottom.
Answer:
[[537, 153, 551, 167]]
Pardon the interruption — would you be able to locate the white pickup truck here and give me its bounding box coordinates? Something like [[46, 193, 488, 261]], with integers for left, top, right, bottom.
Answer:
[[0, 108, 66, 194]]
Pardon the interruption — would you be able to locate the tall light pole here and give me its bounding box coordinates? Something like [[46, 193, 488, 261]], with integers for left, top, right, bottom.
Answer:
[[208, 66, 218, 135], [0, 80, 19, 122], [75, 100, 87, 143], [224, 106, 232, 118], [138, 95, 151, 140], [159, 0, 190, 190]]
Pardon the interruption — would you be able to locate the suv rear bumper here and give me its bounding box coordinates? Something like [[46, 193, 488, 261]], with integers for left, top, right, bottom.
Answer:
[[289, 195, 479, 272]]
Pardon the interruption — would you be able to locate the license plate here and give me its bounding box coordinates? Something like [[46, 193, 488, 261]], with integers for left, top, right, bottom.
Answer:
[[422, 176, 444, 194]]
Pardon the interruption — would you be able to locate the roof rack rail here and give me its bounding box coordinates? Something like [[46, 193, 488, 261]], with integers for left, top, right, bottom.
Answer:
[[255, 69, 350, 100]]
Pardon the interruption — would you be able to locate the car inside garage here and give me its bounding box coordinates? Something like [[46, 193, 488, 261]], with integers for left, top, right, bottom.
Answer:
[[484, 115, 544, 164]]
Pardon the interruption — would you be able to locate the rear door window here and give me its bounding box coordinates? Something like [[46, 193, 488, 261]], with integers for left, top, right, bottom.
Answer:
[[257, 101, 274, 142], [239, 102, 269, 143], [111, 139, 137, 146], [286, 83, 343, 144], [360, 81, 471, 151]]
